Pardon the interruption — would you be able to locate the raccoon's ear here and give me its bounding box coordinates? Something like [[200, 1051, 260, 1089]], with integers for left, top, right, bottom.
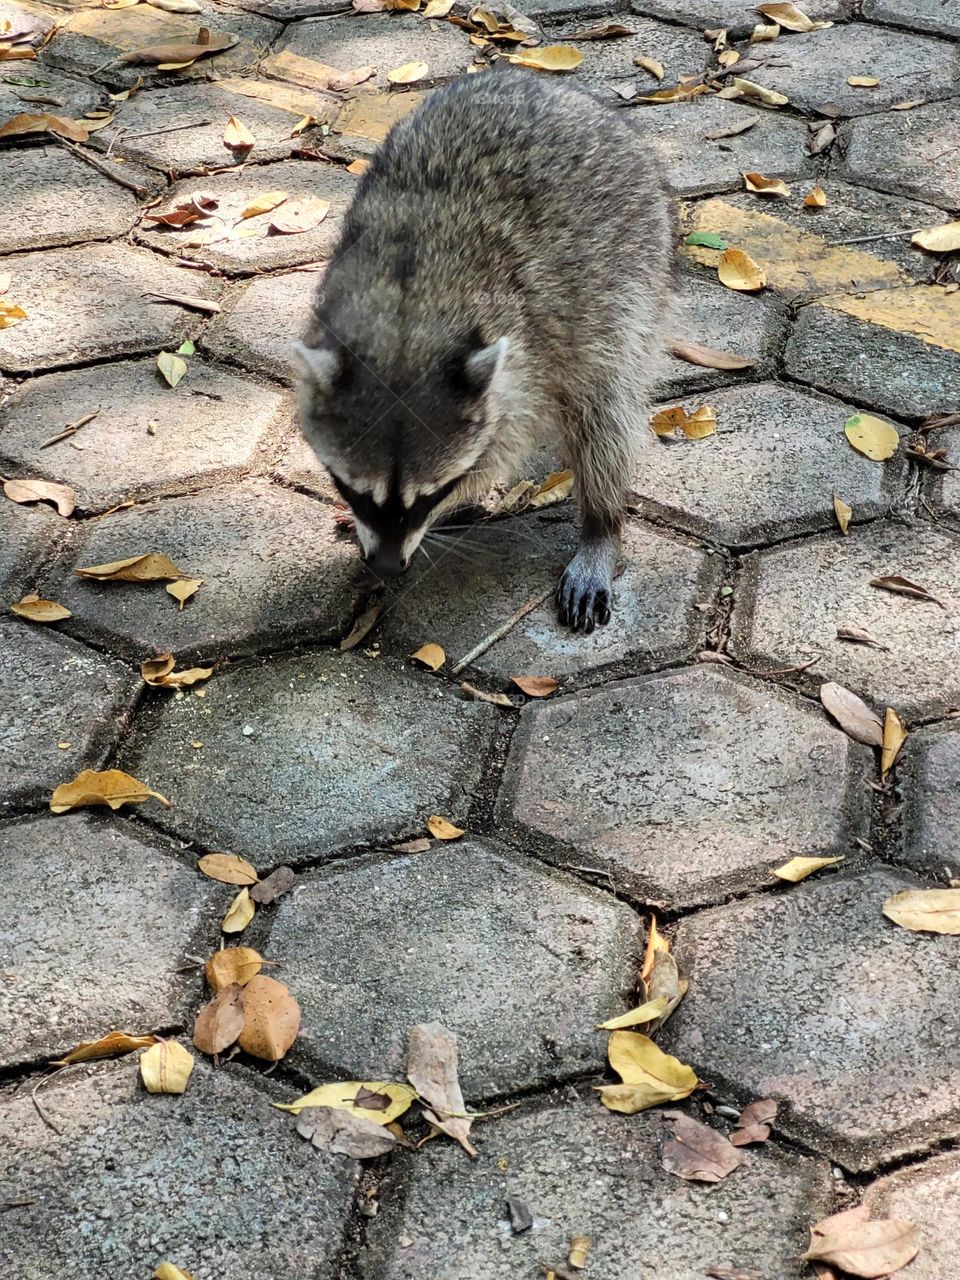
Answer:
[[292, 340, 341, 393], [463, 336, 509, 393]]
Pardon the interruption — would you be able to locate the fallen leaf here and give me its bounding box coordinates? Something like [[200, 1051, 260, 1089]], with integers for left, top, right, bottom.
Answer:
[[387, 59, 429, 84], [883, 887, 960, 935], [509, 675, 559, 697], [847, 75, 879, 88], [155, 1265, 195, 1280], [881, 707, 907, 777], [197, 852, 259, 885], [166, 578, 203, 609], [661, 1112, 744, 1182], [341, 601, 384, 651], [729, 1123, 770, 1145], [559, 21, 634, 38], [0, 110, 89, 142], [743, 171, 791, 197], [393, 837, 432, 853], [54, 1031, 158, 1065], [147, 0, 204, 10], [274, 1080, 415, 1122], [670, 341, 755, 371], [241, 190, 289, 219], [645, 948, 687, 1033], [423, 0, 455, 13], [685, 231, 728, 250], [193, 983, 244, 1055], [143, 292, 221, 313], [755, 1, 830, 31], [157, 351, 188, 389], [10, 595, 72, 623], [528, 469, 574, 509], [508, 45, 582, 71], [650, 404, 718, 440], [347, 158, 370, 175], [731, 77, 788, 106], [891, 99, 923, 110], [427, 815, 465, 840], [704, 118, 757, 140], [634, 55, 664, 80], [119, 33, 237, 67], [238, 975, 300, 1060], [407, 1021, 477, 1155], [140, 1040, 195, 1094], [205, 946, 263, 991], [802, 1209, 919, 1278], [0, 301, 28, 329], [837, 624, 887, 650], [461, 682, 515, 708], [599, 1032, 698, 1114], [804, 182, 827, 208], [637, 83, 711, 104], [808, 122, 836, 156], [738, 1098, 778, 1127], [297, 1105, 398, 1157], [911, 222, 960, 254], [750, 20, 780, 41], [833, 495, 852, 533], [3, 477, 76, 517], [76, 553, 187, 582], [844, 412, 898, 461], [50, 768, 170, 814], [772, 855, 845, 882], [568, 1236, 591, 1268], [869, 575, 945, 608], [819, 682, 883, 747], [641, 912, 669, 983], [222, 114, 255, 153], [268, 197, 330, 235], [222, 886, 255, 933], [327, 65, 377, 91], [596, 996, 669, 1030], [142, 654, 214, 688], [411, 642, 446, 671], [250, 865, 296, 904], [717, 248, 766, 291]]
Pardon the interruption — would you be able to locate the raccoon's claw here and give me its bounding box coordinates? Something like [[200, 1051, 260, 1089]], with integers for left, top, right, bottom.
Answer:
[[556, 564, 612, 633]]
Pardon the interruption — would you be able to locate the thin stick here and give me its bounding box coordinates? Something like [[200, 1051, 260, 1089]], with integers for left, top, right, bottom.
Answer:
[[452, 586, 554, 674], [57, 137, 150, 198], [123, 118, 214, 140], [30, 1076, 62, 1135], [743, 655, 821, 679], [827, 228, 927, 246], [39, 408, 100, 449]]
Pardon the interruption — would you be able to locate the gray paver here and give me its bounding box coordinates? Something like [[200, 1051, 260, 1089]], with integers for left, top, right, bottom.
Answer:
[[273, 432, 338, 499], [379, 513, 721, 679], [663, 866, 960, 1169], [784, 291, 960, 421], [269, 839, 641, 1096], [0, 1060, 358, 1280], [0, 619, 139, 811], [121, 649, 496, 861], [940, 426, 960, 518], [863, 0, 960, 41], [363, 1096, 833, 1279], [42, 480, 358, 660], [901, 726, 960, 880], [204, 268, 320, 383], [0, 501, 65, 597], [499, 665, 869, 909], [541, 15, 707, 85], [0, 813, 213, 1066], [229, 0, 347, 18], [0, 64, 102, 129], [0, 359, 291, 511], [843, 100, 960, 210], [731, 519, 960, 718], [745, 23, 960, 116], [634, 382, 907, 549], [137, 159, 357, 275], [865, 1152, 960, 1280], [628, 0, 847, 37], [0, 242, 221, 375]]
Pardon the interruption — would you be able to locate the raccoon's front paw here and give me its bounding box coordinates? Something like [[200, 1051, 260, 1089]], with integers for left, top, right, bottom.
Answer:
[[556, 557, 613, 634]]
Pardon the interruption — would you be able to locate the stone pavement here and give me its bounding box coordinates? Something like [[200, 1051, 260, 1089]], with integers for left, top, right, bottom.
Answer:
[[1, 0, 959, 1276]]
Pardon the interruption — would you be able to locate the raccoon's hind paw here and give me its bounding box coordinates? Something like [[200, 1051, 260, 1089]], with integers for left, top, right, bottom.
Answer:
[[556, 556, 613, 634]]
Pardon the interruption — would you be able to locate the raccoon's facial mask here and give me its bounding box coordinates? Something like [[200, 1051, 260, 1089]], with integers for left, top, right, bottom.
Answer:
[[328, 469, 466, 576]]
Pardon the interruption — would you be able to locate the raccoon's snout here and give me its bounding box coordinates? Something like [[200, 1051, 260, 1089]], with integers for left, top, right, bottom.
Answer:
[[364, 545, 410, 578]]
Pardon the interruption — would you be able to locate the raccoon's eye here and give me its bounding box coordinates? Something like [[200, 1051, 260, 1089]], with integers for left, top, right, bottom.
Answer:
[[329, 473, 378, 524]]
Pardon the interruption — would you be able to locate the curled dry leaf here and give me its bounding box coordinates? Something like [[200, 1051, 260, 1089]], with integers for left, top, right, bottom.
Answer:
[[637, 83, 711, 104], [142, 654, 213, 688], [750, 20, 780, 41], [407, 1021, 477, 1155], [731, 77, 788, 106], [568, 1236, 591, 1268], [427, 814, 465, 840], [705, 117, 757, 141], [869, 575, 945, 608], [599, 1032, 698, 1115], [739, 1097, 778, 1127], [772, 855, 844, 882], [508, 45, 583, 71], [54, 1031, 158, 1065], [393, 837, 432, 853], [155, 1265, 195, 1280], [729, 1123, 770, 1146], [802, 1207, 919, 1278], [222, 886, 255, 933], [197, 852, 258, 885], [837, 624, 887, 650], [0, 111, 89, 142], [327, 65, 377, 92], [527, 468, 574, 509], [650, 404, 718, 440], [670, 341, 755, 371], [640, 912, 669, 984], [743, 172, 791, 197], [167, 578, 203, 610], [147, 0, 204, 10], [911, 222, 960, 254], [205, 945, 263, 991], [634, 55, 664, 80], [0, 301, 28, 329], [144, 292, 221, 314], [297, 1105, 398, 1158], [804, 183, 827, 208], [76, 553, 187, 582], [241, 190, 289, 219], [193, 983, 244, 1055], [509, 675, 559, 698], [238, 974, 300, 1060], [119, 32, 238, 66], [10, 595, 72, 623], [819, 682, 883, 747], [645, 948, 687, 1033], [559, 21, 634, 38], [50, 768, 170, 814], [833, 495, 852, 534], [269, 197, 330, 235], [717, 248, 766, 292], [250, 865, 296, 904], [844, 413, 898, 462], [275, 1079, 415, 1122], [755, 1, 830, 31], [341, 601, 384, 651], [881, 707, 907, 778], [140, 1040, 195, 1094], [411, 642, 446, 671], [596, 995, 669, 1031], [423, 0, 455, 13], [847, 75, 879, 88], [460, 682, 515, 708], [3, 477, 76, 517], [661, 1112, 744, 1182], [387, 59, 429, 84], [157, 351, 188, 388], [882, 888, 960, 935]]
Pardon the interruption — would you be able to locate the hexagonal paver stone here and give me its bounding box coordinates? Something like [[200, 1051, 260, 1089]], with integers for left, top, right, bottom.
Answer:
[[0, 243, 221, 375], [121, 649, 496, 861], [97, 78, 338, 174], [0, 1060, 358, 1280], [329, 87, 427, 159], [940, 428, 960, 519], [901, 726, 960, 881], [378, 513, 721, 679], [268, 839, 641, 1095], [273, 432, 337, 500], [843, 100, 960, 210], [863, 0, 960, 41], [499, 665, 869, 909], [745, 24, 960, 117], [0, 359, 291, 512], [663, 866, 960, 1169], [784, 288, 960, 422], [0, 813, 213, 1065], [0, 64, 102, 130], [633, 382, 906, 549], [0, 501, 65, 597], [0, 619, 138, 812], [865, 1152, 960, 1280], [363, 1096, 833, 1279], [264, 13, 471, 92], [541, 16, 707, 85], [682, 183, 946, 301], [627, 0, 847, 37], [44, 1, 280, 91], [137, 160, 357, 275], [731, 520, 960, 718], [42, 480, 358, 661], [229, 0, 346, 19], [204, 268, 319, 382]]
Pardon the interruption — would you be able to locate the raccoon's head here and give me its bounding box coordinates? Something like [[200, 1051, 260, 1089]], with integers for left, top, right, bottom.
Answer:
[[294, 331, 509, 579]]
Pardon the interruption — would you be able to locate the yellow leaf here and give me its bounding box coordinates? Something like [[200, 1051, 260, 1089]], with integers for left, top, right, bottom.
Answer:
[[881, 707, 907, 777], [141, 653, 213, 688], [157, 351, 188, 388], [637, 83, 710, 104], [289, 115, 313, 136], [423, 0, 455, 13], [847, 75, 879, 87], [600, 1032, 698, 1113], [755, 2, 831, 31], [238, 974, 300, 1061], [54, 1031, 158, 1065], [843, 412, 899, 461], [76, 553, 187, 582], [911, 222, 960, 253], [273, 1080, 416, 1123], [268, 197, 330, 235], [166, 578, 202, 609], [528, 468, 574, 508], [411, 642, 446, 671], [205, 946, 264, 991], [222, 886, 255, 933], [0, 301, 27, 328], [718, 49, 740, 67], [633, 55, 664, 80], [650, 404, 718, 439], [10, 595, 72, 623], [883, 888, 960, 935], [155, 1265, 195, 1280], [508, 45, 583, 71], [730, 77, 788, 106], [596, 996, 669, 1030], [387, 59, 429, 84], [717, 247, 766, 292], [743, 171, 790, 197], [772, 855, 845, 882], [50, 768, 170, 814], [833, 495, 852, 534], [347, 158, 370, 175], [750, 20, 780, 41], [568, 1237, 590, 1269], [804, 183, 827, 208], [241, 190, 289, 219], [140, 1040, 195, 1094], [640, 912, 669, 983], [223, 114, 255, 151], [427, 815, 465, 840], [197, 853, 259, 885]]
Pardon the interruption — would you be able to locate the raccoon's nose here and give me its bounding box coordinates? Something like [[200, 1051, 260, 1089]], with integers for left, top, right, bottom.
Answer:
[[365, 547, 409, 578]]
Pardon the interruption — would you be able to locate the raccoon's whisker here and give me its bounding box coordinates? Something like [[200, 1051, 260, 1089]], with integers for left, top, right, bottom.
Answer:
[[417, 541, 436, 568], [424, 532, 490, 568]]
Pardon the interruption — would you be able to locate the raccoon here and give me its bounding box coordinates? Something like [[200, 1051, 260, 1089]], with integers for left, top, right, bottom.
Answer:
[[295, 67, 675, 632]]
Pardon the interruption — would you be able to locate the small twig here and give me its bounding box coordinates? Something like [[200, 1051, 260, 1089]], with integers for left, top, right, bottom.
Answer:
[[57, 137, 150, 198], [30, 1075, 63, 1134], [827, 228, 928, 246], [105, 126, 124, 160], [123, 118, 214, 140], [742, 655, 821, 679], [39, 407, 100, 450], [0, 1199, 36, 1211], [452, 586, 554, 673]]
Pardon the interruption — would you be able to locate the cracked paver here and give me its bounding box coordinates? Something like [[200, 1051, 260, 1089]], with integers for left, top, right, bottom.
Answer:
[[204, 268, 319, 382], [843, 99, 960, 211]]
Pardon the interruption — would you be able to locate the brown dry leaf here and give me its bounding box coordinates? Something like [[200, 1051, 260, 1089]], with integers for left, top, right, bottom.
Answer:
[[911, 222, 960, 254], [802, 1208, 919, 1278], [222, 886, 255, 934], [411, 642, 446, 671], [197, 852, 259, 885], [119, 34, 236, 67], [528, 468, 574, 509], [347, 158, 370, 175], [731, 77, 788, 105], [140, 1040, 195, 1094], [393, 837, 432, 853], [157, 351, 188, 388], [630, 55, 663, 80], [869, 575, 945, 608], [670, 341, 755, 371], [844, 412, 898, 461], [460, 682, 516, 708], [144, 292, 222, 314], [238, 975, 301, 1060], [3, 477, 76, 517], [705, 117, 757, 141], [847, 75, 879, 88], [0, 301, 28, 329], [599, 1032, 698, 1114], [750, 20, 780, 41], [819, 682, 883, 747], [837, 624, 887, 650], [75, 553, 187, 582], [729, 1123, 770, 1146], [193, 983, 244, 1055], [407, 1021, 477, 1155], [269, 197, 330, 235], [422, 0, 455, 13], [717, 248, 766, 292], [250, 865, 296, 904], [739, 1098, 778, 1127], [509, 675, 559, 698], [142, 654, 213, 688], [54, 1031, 158, 1065], [559, 21, 634, 38], [804, 182, 827, 208], [166, 578, 203, 610], [10, 595, 72, 623], [755, 1, 830, 31], [645, 948, 687, 1033], [327, 65, 377, 91], [155, 1264, 195, 1280], [427, 814, 465, 840], [637, 83, 711, 104], [341, 601, 384, 651], [881, 707, 907, 778], [205, 946, 264, 991], [640, 912, 669, 983], [661, 1112, 744, 1182], [241, 190, 289, 219], [808, 122, 836, 156], [387, 59, 429, 84], [509, 45, 583, 71], [833, 495, 852, 534], [772, 855, 845, 882], [891, 98, 923, 110], [274, 1080, 415, 1123], [0, 111, 89, 142], [50, 768, 170, 814], [882, 888, 960, 935], [743, 172, 791, 197], [596, 995, 669, 1030], [296, 1105, 398, 1157], [650, 404, 718, 440]]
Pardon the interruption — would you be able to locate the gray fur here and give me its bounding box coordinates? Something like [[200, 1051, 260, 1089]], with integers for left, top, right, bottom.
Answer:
[[297, 67, 675, 630]]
